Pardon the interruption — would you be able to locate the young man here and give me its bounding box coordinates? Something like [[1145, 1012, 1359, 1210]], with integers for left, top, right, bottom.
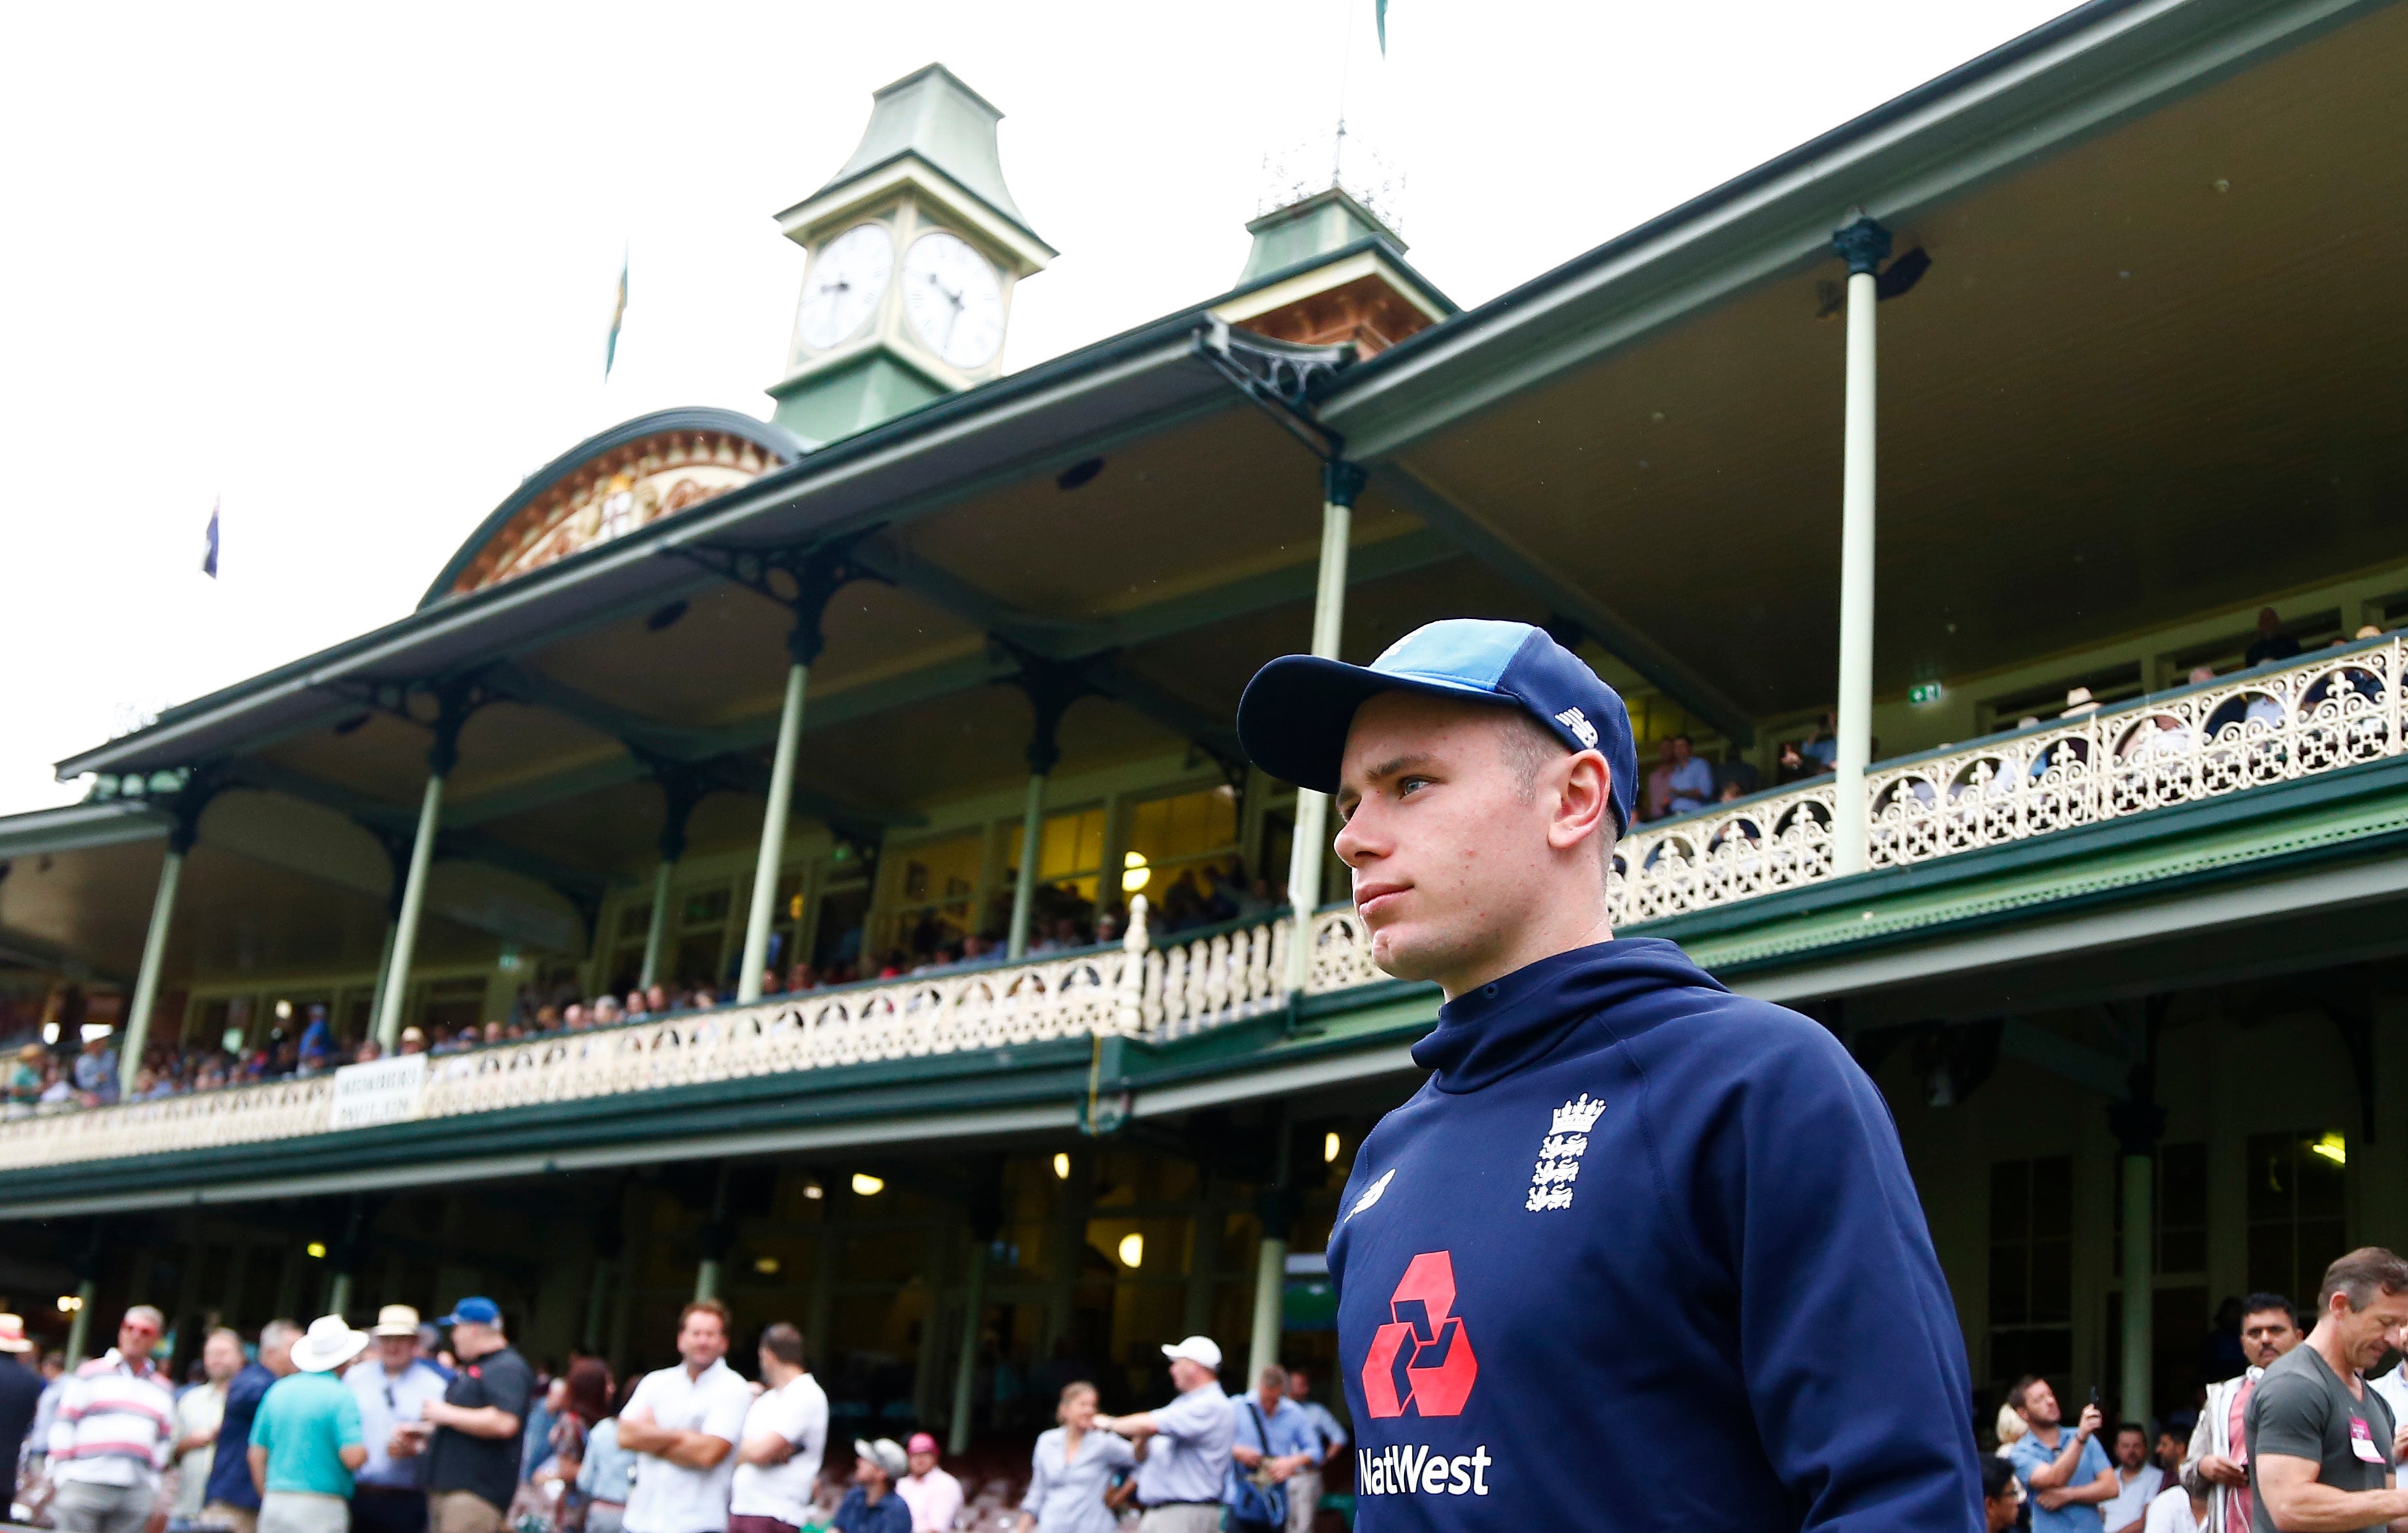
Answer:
[[895, 1433, 962, 1533], [1093, 1337, 1235, 1533], [250, 1315, 370, 1533], [347, 1307, 452, 1533], [1235, 619, 1979, 1532], [1981, 1457, 2024, 1533], [46, 1306, 177, 1533], [2185, 1292, 2303, 1533], [2246, 1247, 2408, 1532], [406, 1298, 533, 1533], [208, 1320, 303, 1533], [615, 1300, 750, 1533], [2005, 1377, 2116, 1533], [832, 1440, 912, 1533], [2105, 1423, 2167, 1533], [730, 1323, 828, 1533]]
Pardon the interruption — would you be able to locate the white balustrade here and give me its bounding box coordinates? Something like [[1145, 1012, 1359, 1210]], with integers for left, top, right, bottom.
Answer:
[[8, 640, 2392, 1174]]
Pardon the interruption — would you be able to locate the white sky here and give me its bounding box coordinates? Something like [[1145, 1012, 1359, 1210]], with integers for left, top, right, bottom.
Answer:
[[0, 0, 2076, 816]]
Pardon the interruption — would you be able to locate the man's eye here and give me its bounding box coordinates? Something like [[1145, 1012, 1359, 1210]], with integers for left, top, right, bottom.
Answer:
[[1398, 776, 1433, 795]]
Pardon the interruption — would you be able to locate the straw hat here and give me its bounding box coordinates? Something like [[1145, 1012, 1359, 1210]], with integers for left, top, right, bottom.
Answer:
[[0, 1313, 31, 1353], [290, 1313, 371, 1373], [369, 1304, 421, 1338]]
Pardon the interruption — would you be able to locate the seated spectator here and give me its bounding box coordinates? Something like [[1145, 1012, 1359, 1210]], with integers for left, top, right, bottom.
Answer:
[[1714, 755, 1761, 800], [353, 1040, 381, 1064], [296, 1006, 335, 1076], [398, 1028, 427, 1057], [1801, 710, 1839, 770], [1641, 739, 1677, 822], [73, 1032, 120, 1106], [644, 984, 670, 1015], [2243, 606, 2299, 668], [1665, 734, 1714, 816], [1775, 741, 1822, 785]]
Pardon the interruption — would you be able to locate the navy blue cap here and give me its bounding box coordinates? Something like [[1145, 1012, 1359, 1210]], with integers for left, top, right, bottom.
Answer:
[[437, 1296, 501, 1327], [1237, 619, 1639, 831]]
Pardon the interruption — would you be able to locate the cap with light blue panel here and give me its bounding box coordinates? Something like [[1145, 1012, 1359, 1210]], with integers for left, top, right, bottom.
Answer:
[[1236, 618, 1638, 831]]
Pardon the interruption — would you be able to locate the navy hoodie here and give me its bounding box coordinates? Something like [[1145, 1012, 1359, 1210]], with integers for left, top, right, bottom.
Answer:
[[1327, 938, 1979, 1532]]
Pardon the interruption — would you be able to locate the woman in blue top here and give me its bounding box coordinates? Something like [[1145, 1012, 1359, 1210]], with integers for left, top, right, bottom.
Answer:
[[1018, 1383, 1136, 1533]]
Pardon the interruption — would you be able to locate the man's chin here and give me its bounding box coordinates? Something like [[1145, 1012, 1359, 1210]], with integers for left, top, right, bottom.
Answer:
[[1367, 927, 1445, 983]]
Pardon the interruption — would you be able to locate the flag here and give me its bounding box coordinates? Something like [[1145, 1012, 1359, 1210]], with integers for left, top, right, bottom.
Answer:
[[604, 249, 629, 379], [1375, 0, 1389, 54], [201, 497, 220, 578]]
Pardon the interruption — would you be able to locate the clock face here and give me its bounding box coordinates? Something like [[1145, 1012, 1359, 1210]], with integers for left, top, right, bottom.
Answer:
[[794, 222, 894, 355], [901, 230, 1005, 371]]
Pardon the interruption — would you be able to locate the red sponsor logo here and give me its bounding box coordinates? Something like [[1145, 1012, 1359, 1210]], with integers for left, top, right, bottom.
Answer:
[[1361, 1251, 1477, 1419]]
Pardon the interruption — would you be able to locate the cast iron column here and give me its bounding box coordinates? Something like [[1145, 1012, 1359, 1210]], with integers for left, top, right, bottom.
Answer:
[[1281, 461, 1366, 997], [1830, 216, 1888, 877]]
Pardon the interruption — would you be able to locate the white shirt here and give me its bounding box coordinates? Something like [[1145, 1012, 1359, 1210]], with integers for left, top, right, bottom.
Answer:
[[2141, 1483, 2205, 1533], [172, 1383, 227, 1516], [622, 1360, 752, 1533], [348, 1357, 452, 1489], [727, 1374, 828, 1526], [2370, 1362, 2408, 1432], [2102, 1464, 2164, 1532]]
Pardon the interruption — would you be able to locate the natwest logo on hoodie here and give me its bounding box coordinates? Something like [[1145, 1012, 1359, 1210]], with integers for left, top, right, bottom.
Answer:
[[1362, 1250, 1478, 1417]]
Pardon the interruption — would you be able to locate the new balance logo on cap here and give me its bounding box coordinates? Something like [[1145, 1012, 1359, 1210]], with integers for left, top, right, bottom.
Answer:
[[1554, 707, 1598, 749]]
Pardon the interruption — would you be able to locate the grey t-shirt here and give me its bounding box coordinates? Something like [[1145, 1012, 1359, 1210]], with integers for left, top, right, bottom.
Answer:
[[2245, 1343, 2397, 1533]]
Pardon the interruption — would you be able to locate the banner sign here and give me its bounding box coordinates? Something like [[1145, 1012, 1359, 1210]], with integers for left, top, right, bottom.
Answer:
[[329, 1053, 428, 1131]]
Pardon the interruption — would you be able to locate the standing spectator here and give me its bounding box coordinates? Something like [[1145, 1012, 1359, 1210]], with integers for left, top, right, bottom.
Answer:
[[2246, 1248, 2408, 1529], [573, 1381, 639, 1533], [532, 1359, 612, 1530], [729, 1325, 826, 1533], [2184, 1291, 2302, 1533], [1664, 734, 1714, 816], [412, 1325, 454, 1383], [171, 1329, 242, 1521], [249, 1316, 370, 1533], [1280, 1370, 1343, 1533], [2245, 608, 2300, 668], [1016, 1383, 1132, 1533], [895, 1432, 960, 1533], [2102, 1423, 2164, 1533], [2005, 1376, 2116, 1533], [1093, 1337, 1233, 1533], [520, 1374, 563, 1487], [0, 1314, 42, 1506], [346, 1308, 450, 1533], [1801, 710, 1840, 770], [46, 1305, 176, 1533], [2143, 1469, 2209, 1533], [405, 1298, 532, 1533], [1640, 739, 1677, 823], [832, 1440, 911, 1533], [209, 1320, 303, 1533], [614, 1301, 749, 1533], [1981, 1457, 2024, 1532], [297, 1006, 335, 1077], [1227, 1366, 1313, 1533]]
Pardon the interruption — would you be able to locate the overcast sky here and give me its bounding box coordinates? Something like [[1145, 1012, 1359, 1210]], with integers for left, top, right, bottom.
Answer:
[[0, 0, 2077, 816]]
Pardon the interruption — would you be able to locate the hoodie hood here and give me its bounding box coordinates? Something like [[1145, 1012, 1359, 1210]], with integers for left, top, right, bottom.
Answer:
[[1411, 936, 1727, 1093]]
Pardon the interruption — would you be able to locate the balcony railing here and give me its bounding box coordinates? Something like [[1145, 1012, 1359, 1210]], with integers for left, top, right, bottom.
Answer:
[[0, 905, 1384, 1172], [1610, 634, 2403, 923], [3, 638, 2394, 1178]]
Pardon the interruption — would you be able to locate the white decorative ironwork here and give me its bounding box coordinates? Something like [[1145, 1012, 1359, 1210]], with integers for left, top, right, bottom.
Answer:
[[1611, 636, 2403, 923], [0, 900, 1375, 1171], [6, 640, 2394, 1173]]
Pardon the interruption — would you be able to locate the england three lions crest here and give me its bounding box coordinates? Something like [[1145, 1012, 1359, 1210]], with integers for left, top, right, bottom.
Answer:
[[1525, 1093, 1605, 1212]]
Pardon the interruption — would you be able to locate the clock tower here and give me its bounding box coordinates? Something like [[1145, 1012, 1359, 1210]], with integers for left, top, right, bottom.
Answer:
[[767, 64, 1054, 446]]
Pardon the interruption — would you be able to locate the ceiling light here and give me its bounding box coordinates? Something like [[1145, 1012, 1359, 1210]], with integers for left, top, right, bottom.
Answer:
[[2311, 1132, 2347, 1166], [1117, 1232, 1144, 1268], [801, 1182, 824, 1200], [56, 1294, 82, 1313], [1122, 851, 1150, 894], [851, 1173, 884, 1196], [305, 1242, 327, 1259], [753, 1256, 781, 1275], [1323, 1132, 1340, 1164], [1052, 1153, 1071, 1181]]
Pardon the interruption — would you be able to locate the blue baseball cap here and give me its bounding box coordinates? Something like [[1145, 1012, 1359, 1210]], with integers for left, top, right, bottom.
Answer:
[[1237, 618, 1638, 831], [436, 1296, 501, 1327]]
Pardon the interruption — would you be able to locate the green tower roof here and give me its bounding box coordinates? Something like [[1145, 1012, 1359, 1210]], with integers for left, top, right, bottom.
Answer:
[[816, 63, 1036, 240]]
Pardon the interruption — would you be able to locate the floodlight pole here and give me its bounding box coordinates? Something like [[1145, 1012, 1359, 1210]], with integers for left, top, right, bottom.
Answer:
[[1830, 217, 1889, 878], [1280, 461, 1367, 998]]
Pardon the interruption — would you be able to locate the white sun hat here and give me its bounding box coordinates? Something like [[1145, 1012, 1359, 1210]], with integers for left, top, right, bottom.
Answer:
[[290, 1313, 371, 1373]]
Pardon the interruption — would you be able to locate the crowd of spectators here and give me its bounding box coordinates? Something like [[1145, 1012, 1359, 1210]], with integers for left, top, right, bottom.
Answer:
[[2, 859, 1282, 1119]]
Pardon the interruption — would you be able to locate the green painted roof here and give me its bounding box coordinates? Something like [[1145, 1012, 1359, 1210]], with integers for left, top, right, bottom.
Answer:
[[1237, 187, 1406, 286], [817, 63, 1037, 239]]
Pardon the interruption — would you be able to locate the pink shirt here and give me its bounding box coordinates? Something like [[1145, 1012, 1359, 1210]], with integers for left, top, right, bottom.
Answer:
[[896, 1466, 963, 1533]]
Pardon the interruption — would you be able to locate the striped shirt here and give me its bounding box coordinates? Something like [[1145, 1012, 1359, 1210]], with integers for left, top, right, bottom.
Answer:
[[48, 1349, 176, 1488]]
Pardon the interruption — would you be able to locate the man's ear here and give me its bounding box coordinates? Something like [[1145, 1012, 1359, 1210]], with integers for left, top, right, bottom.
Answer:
[[1548, 751, 1612, 851]]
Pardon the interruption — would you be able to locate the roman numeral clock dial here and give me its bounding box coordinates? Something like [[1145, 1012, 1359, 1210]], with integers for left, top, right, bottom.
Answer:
[[902, 230, 1005, 371], [794, 222, 894, 357]]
